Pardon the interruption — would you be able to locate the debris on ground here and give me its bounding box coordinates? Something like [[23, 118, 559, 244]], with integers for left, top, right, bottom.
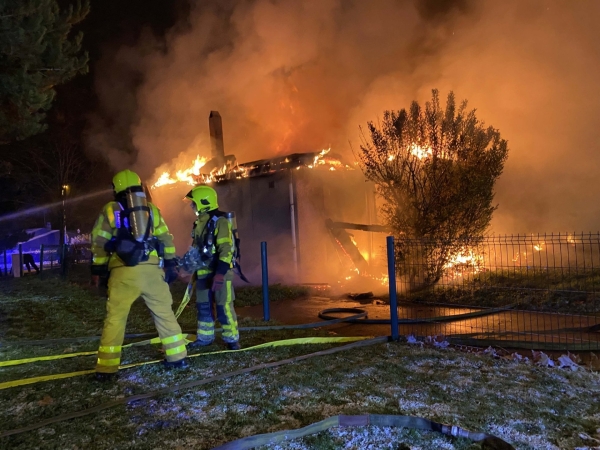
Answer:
[[558, 354, 579, 371], [346, 292, 374, 300]]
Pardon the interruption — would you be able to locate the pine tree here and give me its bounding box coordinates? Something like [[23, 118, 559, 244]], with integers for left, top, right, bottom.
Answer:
[[0, 0, 89, 144], [360, 90, 509, 286]]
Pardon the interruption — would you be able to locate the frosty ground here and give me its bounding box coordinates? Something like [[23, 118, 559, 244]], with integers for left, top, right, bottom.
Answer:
[[0, 274, 599, 449]]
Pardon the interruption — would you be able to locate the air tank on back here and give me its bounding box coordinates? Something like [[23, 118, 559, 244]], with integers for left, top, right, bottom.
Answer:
[[125, 186, 151, 241]]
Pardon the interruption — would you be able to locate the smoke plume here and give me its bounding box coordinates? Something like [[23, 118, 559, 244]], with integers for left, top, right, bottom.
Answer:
[[88, 0, 600, 234]]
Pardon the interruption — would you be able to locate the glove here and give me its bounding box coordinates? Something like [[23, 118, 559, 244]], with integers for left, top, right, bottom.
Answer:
[[91, 265, 109, 288], [103, 238, 117, 253], [211, 273, 225, 292], [163, 259, 179, 284]]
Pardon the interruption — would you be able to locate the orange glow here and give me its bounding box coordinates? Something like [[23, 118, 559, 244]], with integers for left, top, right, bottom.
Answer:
[[444, 250, 484, 273], [152, 148, 352, 190], [152, 155, 208, 189], [409, 144, 433, 159]]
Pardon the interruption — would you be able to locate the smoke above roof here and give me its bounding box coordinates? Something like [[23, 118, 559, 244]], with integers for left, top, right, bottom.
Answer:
[[87, 0, 600, 233]]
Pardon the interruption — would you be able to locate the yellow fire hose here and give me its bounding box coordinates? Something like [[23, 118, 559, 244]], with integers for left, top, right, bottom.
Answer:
[[0, 336, 372, 390]]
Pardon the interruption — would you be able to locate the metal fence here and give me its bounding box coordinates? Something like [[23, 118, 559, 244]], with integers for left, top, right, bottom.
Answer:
[[388, 233, 600, 351], [0, 243, 92, 279]]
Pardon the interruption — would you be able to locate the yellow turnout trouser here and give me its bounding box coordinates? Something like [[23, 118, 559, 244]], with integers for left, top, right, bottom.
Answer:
[[196, 270, 239, 344], [96, 264, 187, 373]]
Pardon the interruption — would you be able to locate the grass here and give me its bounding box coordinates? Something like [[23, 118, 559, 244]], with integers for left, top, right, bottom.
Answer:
[[1, 267, 600, 449]]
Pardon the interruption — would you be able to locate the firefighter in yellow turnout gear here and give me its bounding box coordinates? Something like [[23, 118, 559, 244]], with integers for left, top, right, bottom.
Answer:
[[91, 170, 188, 381], [185, 186, 241, 350]]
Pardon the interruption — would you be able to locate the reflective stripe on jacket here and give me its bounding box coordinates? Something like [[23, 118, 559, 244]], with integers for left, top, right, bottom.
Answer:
[[193, 214, 234, 277]]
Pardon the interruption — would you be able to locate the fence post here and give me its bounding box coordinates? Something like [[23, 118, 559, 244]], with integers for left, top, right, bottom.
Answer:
[[387, 235, 400, 341], [61, 244, 67, 280], [261, 241, 270, 322], [18, 243, 23, 277], [39, 244, 44, 279]]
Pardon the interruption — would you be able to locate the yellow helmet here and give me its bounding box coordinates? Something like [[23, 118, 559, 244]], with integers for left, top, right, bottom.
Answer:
[[186, 185, 218, 213], [113, 169, 141, 194]]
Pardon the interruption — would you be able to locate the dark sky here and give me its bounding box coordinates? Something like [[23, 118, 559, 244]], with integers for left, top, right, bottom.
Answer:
[[54, 0, 186, 121]]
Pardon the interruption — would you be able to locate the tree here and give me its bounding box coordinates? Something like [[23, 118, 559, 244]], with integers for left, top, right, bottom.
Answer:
[[359, 90, 509, 285], [0, 0, 89, 144]]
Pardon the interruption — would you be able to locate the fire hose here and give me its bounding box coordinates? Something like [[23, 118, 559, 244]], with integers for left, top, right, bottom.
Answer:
[[212, 414, 515, 450]]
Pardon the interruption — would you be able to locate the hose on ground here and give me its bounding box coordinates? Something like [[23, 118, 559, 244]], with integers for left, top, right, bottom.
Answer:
[[212, 414, 515, 450]]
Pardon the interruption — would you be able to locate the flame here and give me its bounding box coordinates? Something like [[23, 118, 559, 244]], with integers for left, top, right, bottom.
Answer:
[[198, 163, 250, 184], [153, 147, 351, 189], [444, 250, 484, 273], [337, 263, 389, 287], [307, 148, 353, 170], [410, 144, 433, 159], [385, 144, 435, 164], [152, 155, 208, 189], [308, 148, 330, 168]]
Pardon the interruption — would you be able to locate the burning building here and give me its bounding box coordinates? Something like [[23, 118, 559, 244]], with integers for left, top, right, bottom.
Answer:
[[151, 112, 383, 285]]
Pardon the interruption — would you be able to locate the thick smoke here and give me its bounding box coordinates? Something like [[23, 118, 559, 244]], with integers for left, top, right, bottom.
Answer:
[[88, 0, 600, 235]]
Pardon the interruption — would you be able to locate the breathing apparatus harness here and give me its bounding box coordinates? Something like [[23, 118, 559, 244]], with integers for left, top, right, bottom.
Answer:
[[181, 210, 249, 282], [105, 186, 162, 267]]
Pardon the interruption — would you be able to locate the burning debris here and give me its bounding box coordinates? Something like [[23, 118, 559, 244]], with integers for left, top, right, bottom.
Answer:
[[151, 148, 354, 189]]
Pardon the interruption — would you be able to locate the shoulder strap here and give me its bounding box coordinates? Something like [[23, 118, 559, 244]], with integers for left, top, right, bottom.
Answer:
[[106, 202, 124, 229], [149, 203, 160, 230]]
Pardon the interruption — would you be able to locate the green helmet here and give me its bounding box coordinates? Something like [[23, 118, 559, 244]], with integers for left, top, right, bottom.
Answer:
[[113, 169, 141, 194], [186, 185, 218, 213]]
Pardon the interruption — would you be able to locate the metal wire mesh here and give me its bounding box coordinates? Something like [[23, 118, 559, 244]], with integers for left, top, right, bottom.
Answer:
[[389, 233, 600, 351]]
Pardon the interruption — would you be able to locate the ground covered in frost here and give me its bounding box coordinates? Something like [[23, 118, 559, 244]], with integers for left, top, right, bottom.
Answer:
[[3, 337, 599, 450], [1, 273, 599, 449]]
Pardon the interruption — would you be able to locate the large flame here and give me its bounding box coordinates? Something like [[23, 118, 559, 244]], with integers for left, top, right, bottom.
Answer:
[[410, 144, 433, 159], [152, 148, 352, 189], [443, 249, 484, 278], [152, 155, 208, 189], [198, 163, 249, 184]]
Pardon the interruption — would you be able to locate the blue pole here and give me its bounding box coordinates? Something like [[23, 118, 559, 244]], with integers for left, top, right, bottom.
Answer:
[[261, 241, 270, 321], [387, 235, 399, 341]]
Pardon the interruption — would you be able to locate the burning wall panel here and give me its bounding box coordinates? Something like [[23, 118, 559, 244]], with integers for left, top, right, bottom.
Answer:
[[210, 166, 377, 285], [295, 168, 377, 283], [213, 171, 295, 284]]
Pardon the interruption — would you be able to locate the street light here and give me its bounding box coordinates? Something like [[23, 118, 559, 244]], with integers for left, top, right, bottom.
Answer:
[[61, 184, 70, 245]]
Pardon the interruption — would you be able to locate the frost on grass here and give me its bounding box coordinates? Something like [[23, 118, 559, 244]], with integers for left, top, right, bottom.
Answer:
[[260, 426, 459, 450], [2, 341, 600, 450]]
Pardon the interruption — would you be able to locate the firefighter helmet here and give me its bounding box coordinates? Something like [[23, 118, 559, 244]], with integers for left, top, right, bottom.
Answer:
[[113, 170, 142, 194], [186, 185, 218, 213]]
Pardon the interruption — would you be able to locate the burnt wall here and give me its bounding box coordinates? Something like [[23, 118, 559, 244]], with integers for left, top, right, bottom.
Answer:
[[295, 169, 377, 283], [214, 171, 294, 284]]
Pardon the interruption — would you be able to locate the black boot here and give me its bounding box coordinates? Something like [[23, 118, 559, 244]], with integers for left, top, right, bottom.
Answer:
[[226, 341, 241, 351], [163, 358, 190, 369], [95, 372, 118, 382], [187, 339, 214, 349]]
